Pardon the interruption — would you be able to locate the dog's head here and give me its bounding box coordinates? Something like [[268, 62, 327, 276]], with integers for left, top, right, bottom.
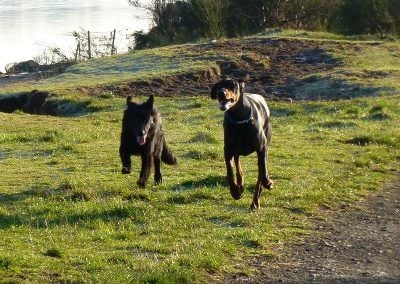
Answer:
[[210, 78, 245, 111], [125, 95, 155, 145]]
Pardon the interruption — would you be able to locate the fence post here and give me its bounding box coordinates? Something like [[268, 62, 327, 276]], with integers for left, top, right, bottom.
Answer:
[[111, 29, 116, 55], [87, 31, 92, 59], [75, 42, 80, 62]]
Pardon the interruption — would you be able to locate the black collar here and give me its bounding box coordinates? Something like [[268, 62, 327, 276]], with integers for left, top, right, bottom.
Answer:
[[225, 105, 253, 125]]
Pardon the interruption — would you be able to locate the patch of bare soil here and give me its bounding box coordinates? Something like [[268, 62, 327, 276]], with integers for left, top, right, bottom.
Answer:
[[100, 37, 390, 100], [125, 37, 341, 98], [221, 177, 400, 283]]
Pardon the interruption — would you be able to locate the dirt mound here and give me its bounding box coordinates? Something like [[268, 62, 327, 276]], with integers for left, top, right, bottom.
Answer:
[[86, 65, 222, 97], [0, 90, 94, 116], [105, 38, 344, 100]]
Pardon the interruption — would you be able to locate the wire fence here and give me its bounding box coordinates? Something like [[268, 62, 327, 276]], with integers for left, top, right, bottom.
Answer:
[[71, 28, 136, 62], [4, 28, 138, 74]]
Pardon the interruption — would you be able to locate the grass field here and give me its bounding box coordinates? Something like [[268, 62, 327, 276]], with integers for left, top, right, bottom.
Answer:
[[0, 31, 399, 282]]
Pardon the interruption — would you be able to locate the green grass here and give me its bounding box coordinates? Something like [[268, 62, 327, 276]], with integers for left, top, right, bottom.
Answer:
[[0, 44, 219, 94], [1, 95, 399, 282], [263, 28, 400, 43], [1, 31, 400, 282]]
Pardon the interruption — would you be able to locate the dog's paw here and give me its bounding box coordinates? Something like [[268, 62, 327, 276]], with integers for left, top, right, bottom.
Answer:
[[122, 167, 131, 174], [250, 201, 260, 212], [263, 179, 273, 190], [155, 176, 163, 185], [230, 185, 243, 200], [137, 179, 146, 188]]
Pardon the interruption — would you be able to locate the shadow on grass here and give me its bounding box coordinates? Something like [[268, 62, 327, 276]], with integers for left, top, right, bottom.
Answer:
[[171, 175, 226, 191], [316, 121, 358, 129], [0, 150, 10, 160], [270, 107, 297, 117], [0, 203, 144, 229], [276, 76, 395, 100], [0, 189, 37, 203], [0, 181, 147, 229]]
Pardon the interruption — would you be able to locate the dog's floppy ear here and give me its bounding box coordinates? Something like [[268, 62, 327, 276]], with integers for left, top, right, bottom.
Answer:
[[210, 83, 219, 100]]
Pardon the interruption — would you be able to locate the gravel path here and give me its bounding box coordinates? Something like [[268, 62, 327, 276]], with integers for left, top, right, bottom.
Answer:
[[226, 178, 400, 283]]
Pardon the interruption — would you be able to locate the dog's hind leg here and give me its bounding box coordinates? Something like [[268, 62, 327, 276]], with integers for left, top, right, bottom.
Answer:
[[225, 149, 243, 200], [154, 155, 162, 185]]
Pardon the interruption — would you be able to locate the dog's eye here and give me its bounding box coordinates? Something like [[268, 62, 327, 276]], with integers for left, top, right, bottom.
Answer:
[[217, 90, 225, 97]]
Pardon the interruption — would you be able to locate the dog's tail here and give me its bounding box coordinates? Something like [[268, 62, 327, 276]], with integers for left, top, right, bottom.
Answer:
[[162, 138, 177, 165]]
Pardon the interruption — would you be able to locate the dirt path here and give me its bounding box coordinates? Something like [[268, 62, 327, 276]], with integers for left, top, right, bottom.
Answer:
[[224, 178, 400, 283]]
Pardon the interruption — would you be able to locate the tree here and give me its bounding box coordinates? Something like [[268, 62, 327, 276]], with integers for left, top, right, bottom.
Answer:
[[190, 0, 230, 38], [281, 0, 339, 30], [128, 0, 399, 50], [388, 0, 400, 33], [330, 0, 394, 36], [129, 0, 202, 48]]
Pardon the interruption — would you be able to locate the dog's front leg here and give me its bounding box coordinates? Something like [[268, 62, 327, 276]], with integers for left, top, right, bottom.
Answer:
[[138, 154, 153, 188], [234, 154, 244, 191], [225, 148, 243, 200], [251, 147, 273, 211], [119, 144, 131, 174]]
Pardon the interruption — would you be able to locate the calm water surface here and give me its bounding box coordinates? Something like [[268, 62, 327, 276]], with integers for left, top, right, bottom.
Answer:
[[0, 0, 151, 72]]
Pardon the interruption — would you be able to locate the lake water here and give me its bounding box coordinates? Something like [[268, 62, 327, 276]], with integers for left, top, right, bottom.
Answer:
[[0, 0, 151, 72]]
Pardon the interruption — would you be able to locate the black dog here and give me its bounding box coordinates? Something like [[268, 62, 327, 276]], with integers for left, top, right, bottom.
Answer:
[[119, 95, 177, 187], [211, 78, 273, 210]]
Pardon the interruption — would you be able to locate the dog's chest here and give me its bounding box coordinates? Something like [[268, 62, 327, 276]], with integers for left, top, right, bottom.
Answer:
[[224, 121, 264, 155]]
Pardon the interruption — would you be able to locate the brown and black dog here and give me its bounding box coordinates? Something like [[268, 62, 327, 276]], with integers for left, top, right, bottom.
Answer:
[[211, 78, 273, 210]]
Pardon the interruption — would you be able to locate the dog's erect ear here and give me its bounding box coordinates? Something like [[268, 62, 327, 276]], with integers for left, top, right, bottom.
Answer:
[[238, 81, 245, 94], [145, 94, 155, 111], [237, 74, 250, 94], [210, 83, 219, 100], [126, 95, 136, 108], [147, 94, 154, 105], [126, 95, 133, 105], [232, 80, 242, 95]]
